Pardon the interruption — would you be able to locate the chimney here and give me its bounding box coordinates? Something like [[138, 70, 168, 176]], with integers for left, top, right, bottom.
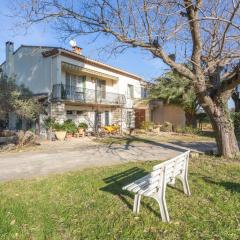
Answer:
[[72, 45, 82, 55], [5, 41, 14, 78]]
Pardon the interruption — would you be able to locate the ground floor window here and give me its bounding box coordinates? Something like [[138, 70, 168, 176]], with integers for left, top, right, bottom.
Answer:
[[105, 111, 109, 126], [76, 111, 84, 115], [127, 111, 132, 128], [66, 110, 74, 115]]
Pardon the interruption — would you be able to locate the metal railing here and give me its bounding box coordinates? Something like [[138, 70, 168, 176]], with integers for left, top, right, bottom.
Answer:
[[51, 84, 126, 105]]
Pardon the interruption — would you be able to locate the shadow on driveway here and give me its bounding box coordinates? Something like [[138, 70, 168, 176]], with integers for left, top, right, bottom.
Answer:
[[105, 136, 188, 152]]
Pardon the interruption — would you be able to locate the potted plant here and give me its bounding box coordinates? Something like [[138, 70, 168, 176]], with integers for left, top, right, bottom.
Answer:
[[53, 122, 67, 141], [78, 122, 88, 136], [63, 119, 78, 139]]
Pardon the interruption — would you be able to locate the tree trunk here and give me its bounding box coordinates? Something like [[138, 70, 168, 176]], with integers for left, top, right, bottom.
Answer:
[[185, 112, 197, 128], [35, 116, 40, 135], [206, 106, 239, 158]]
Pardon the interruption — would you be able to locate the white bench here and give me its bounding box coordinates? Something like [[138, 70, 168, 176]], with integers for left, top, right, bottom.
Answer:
[[122, 151, 191, 222]]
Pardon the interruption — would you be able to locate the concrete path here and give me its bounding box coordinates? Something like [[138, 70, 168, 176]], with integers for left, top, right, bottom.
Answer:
[[0, 138, 186, 182]]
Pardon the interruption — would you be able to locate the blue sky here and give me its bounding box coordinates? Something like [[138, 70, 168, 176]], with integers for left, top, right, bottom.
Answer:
[[0, 0, 168, 82], [0, 0, 235, 108]]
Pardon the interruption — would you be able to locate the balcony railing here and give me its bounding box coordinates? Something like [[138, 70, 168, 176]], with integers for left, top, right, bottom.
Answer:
[[51, 84, 126, 105]]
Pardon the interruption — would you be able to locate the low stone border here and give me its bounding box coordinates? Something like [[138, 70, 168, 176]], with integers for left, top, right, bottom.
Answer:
[[0, 136, 17, 144]]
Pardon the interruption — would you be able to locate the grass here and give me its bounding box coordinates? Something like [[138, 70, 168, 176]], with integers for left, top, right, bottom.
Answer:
[[0, 155, 239, 240]]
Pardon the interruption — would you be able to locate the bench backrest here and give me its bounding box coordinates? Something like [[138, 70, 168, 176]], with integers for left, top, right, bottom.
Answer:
[[149, 151, 190, 188]]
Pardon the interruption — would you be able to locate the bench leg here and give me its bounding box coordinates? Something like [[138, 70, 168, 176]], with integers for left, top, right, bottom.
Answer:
[[179, 176, 191, 196], [153, 193, 170, 222], [133, 194, 141, 214]]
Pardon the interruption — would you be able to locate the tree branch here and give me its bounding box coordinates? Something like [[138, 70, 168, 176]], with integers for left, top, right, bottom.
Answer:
[[220, 65, 240, 92]]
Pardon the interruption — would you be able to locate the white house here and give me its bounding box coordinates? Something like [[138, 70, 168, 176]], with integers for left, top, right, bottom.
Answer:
[[0, 42, 186, 134], [0, 41, 150, 133]]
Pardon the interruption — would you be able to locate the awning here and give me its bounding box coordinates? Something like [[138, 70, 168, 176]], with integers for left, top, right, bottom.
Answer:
[[61, 62, 119, 81]]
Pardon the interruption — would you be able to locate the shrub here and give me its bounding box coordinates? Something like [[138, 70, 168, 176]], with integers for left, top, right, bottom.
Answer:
[[53, 122, 65, 131], [16, 130, 36, 146], [140, 121, 154, 131], [43, 117, 56, 130], [63, 119, 78, 134], [176, 126, 201, 134], [78, 122, 88, 130], [160, 122, 173, 132]]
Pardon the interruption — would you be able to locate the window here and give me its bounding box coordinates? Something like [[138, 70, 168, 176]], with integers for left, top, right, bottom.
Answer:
[[65, 73, 86, 100], [96, 79, 106, 99], [94, 111, 102, 130], [141, 87, 148, 98], [127, 111, 132, 128], [76, 111, 84, 115], [105, 111, 109, 126], [66, 110, 73, 115], [127, 84, 134, 99]]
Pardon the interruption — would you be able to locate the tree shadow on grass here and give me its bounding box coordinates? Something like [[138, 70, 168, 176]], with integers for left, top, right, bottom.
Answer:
[[202, 176, 240, 193], [191, 173, 240, 193], [100, 167, 161, 218]]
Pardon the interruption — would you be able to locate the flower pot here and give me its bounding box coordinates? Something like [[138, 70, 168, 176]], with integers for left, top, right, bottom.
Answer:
[[55, 131, 67, 141], [66, 133, 73, 139], [78, 128, 85, 136]]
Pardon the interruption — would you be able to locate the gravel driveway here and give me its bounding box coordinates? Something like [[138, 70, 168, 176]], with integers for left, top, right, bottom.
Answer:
[[0, 138, 186, 182]]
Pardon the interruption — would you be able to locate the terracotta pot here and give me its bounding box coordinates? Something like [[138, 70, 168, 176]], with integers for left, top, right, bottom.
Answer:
[[78, 128, 85, 136], [66, 133, 73, 139], [55, 131, 67, 141]]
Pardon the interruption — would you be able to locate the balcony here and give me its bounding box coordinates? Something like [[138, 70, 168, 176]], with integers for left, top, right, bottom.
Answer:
[[51, 84, 126, 106]]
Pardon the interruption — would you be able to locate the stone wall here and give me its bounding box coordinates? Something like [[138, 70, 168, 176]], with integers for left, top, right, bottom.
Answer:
[[50, 102, 66, 123]]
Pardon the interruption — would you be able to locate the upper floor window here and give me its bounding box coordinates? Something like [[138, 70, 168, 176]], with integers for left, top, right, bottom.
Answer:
[[66, 73, 86, 90], [66, 73, 86, 99], [127, 84, 134, 99], [141, 87, 148, 98], [96, 79, 106, 99]]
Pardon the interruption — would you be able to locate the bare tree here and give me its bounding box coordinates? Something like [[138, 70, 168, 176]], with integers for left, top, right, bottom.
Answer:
[[12, 0, 240, 157]]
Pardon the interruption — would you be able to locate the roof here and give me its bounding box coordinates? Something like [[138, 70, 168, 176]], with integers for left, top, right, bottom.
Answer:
[[1, 44, 143, 81]]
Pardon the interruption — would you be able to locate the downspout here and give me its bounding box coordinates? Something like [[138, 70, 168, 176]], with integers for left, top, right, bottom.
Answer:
[[48, 50, 60, 118], [48, 52, 59, 140], [50, 56, 53, 119]]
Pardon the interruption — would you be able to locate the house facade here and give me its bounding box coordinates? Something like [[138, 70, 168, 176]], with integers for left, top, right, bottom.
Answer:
[[1, 42, 150, 133], [0, 42, 186, 134]]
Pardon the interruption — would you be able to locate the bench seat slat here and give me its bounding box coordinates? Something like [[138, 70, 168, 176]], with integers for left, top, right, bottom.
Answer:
[[128, 180, 150, 193], [131, 181, 159, 195], [122, 174, 150, 190]]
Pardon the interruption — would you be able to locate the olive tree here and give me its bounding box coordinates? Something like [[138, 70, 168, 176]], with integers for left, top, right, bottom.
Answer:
[[13, 0, 240, 157], [0, 75, 42, 122]]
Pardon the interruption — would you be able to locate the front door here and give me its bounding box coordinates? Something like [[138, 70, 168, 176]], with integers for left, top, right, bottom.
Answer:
[[135, 109, 146, 129], [94, 111, 102, 132]]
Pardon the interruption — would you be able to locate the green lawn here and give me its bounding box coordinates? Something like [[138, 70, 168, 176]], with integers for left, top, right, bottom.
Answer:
[[0, 155, 239, 240]]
